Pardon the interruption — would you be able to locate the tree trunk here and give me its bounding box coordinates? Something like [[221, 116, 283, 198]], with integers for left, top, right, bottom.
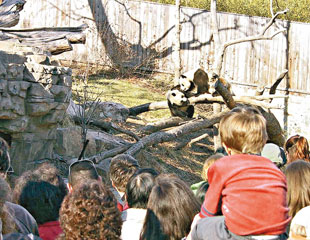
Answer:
[[173, 0, 181, 86]]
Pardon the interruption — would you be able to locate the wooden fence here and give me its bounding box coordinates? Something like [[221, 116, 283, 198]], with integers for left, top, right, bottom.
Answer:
[[16, 0, 310, 94]]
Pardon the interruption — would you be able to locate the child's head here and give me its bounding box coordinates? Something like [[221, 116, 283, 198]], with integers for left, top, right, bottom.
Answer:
[[219, 106, 268, 155], [109, 154, 140, 193], [284, 135, 310, 163], [201, 153, 224, 180]]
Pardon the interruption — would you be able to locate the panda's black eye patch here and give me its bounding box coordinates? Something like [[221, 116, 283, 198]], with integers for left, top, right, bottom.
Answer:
[[172, 93, 176, 96]]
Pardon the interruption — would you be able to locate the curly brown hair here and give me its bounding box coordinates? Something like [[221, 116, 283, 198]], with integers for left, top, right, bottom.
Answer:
[[58, 180, 122, 240]]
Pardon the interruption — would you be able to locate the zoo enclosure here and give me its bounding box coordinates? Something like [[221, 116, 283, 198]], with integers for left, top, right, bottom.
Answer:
[[16, 0, 310, 136]]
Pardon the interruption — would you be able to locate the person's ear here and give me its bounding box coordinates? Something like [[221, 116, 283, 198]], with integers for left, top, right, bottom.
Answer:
[[98, 176, 102, 183], [222, 142, 232, 156], [67, 183, 73, 193], [0, 172, 6, 179]]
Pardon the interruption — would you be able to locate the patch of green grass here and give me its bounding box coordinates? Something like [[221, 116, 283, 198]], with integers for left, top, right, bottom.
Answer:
[[72, 76, 171, 121]]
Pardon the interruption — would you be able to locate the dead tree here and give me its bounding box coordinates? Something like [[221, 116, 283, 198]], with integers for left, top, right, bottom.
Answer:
[[173, 0, 181, 86], [0, 0, 25, 27]]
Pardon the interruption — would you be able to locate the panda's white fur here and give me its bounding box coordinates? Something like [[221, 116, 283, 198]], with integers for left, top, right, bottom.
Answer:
[[179, 68, 199, 92], [166, 89, 188, 106]]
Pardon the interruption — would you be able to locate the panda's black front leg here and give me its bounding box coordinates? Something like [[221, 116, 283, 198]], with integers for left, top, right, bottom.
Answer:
[[186, 105, 195, 118], [171, 107, 188, 118]]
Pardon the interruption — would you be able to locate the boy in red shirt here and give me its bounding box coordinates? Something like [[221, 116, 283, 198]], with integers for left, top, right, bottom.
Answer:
[[189, 107, 290, 240]]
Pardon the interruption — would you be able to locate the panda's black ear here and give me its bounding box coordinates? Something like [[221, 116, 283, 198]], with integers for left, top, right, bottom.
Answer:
[[172, 93, 176, 96]]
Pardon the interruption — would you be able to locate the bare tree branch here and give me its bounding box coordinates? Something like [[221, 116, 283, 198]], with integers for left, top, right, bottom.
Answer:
[[72, 115, 140, 141], [213, 8, 288, 76], [269, 69, 288, 95], [187, 133, 210, 148]]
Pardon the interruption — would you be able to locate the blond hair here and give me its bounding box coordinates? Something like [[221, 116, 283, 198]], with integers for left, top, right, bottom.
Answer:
[[201, 153, 224, 180], [219, 106, 268, 154]]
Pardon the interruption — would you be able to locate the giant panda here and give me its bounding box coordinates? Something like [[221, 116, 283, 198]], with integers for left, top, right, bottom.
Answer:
[[179, 68, 210, 97], [166, 85, 194, 118]]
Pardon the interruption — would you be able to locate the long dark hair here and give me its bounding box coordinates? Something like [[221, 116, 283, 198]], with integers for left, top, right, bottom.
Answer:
[[140, 174, 200, 240]]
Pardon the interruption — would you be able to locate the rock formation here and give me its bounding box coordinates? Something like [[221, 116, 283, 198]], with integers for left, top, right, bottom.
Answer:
[[0, 42, 71, 174]]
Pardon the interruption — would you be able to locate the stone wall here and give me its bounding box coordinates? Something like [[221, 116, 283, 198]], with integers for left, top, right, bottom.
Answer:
[[0, 42, 71, 174]]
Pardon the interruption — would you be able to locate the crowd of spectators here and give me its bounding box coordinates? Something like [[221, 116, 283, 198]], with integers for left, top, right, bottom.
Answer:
[[0, 105, 310, 240]]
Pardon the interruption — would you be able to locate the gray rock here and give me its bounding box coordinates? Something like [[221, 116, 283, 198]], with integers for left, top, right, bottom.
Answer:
[[97, 101, 129, 122], [0, 62, 7, 78], [26, 102, 57, 116], [7, 63, 24, 81]]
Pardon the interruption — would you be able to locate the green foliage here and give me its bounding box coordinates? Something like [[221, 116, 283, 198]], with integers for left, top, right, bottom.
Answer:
[[148, 0, 310, 23]]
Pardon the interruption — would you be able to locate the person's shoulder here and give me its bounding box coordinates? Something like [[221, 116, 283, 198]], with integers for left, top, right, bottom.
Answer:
[[5, 201, 39, 235], [5, 202, 33, 219], [3, 233, 42, 240]]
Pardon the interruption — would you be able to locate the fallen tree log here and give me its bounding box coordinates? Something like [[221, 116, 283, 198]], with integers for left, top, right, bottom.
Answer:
[[90, 144, 132, 163], [129, 101, 168, 116], [129, 94, 287, 117], [139, 117, 190, 134], [189, 94, 287, 109], [0, 24, 88, 43], [125, 110, 229, 157], [34, 38, 73, 55], [0, 24, 88, 55], [0, 0, 25, 27], [259, 107, 285, 146]]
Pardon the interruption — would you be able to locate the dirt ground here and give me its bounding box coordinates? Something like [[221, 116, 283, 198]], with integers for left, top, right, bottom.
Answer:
[[57, 69, 218, 186], [119, 117, 215, 185]]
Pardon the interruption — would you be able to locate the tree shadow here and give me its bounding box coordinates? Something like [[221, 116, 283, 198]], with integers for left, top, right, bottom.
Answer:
[[86, 0, 241, 75]]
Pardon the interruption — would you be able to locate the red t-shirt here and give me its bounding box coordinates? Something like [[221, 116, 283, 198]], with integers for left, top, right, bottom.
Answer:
[[199, 154, 290, 235], [39, 221, 63, 240]]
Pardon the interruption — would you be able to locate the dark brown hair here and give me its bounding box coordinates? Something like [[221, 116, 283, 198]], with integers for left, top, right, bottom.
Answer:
[[285, 160, 310, 217], [140, 174, 200, 240], [284, 135, 310, 163], [126, 172, 156, 209], [109, 154, 140, 192], [58, 180, 122, 240]]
